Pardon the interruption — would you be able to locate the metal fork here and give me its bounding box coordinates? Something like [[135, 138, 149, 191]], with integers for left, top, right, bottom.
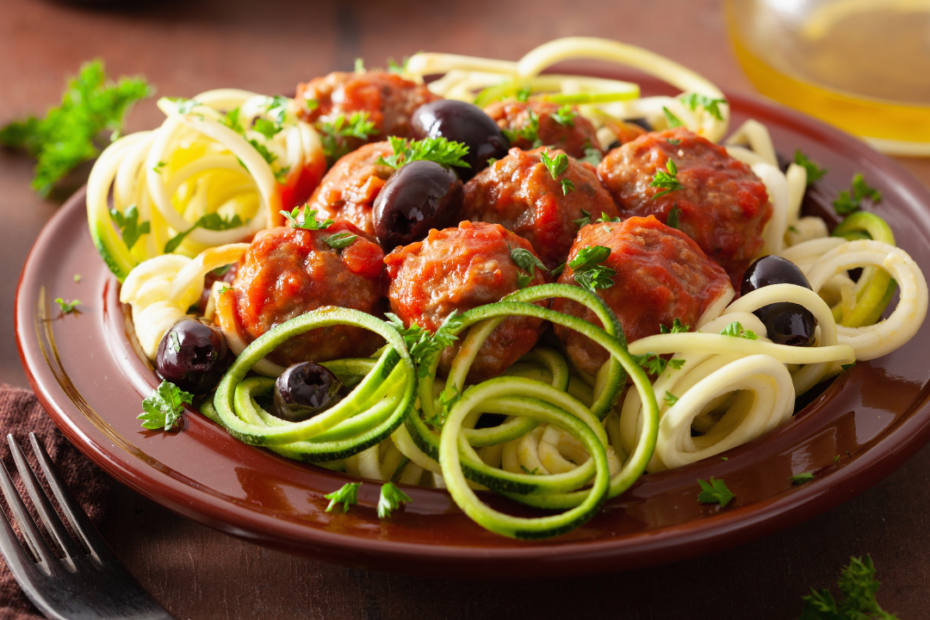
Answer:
[[0, 433, 174, 620]]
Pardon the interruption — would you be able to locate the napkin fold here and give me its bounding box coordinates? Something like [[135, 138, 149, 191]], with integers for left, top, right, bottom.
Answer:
[[0, 385, 112, 620]]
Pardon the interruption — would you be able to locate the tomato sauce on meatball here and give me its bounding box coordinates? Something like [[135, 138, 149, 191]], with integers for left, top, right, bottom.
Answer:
[[462, 147, 619, 270], [304, 142, 394, 236], [553, 216, 733, 376], [483, 100, 600, 158], [297, 71, 438, 150], [232, 223, 386, 366], [596, 127, 771, 285], [384, 221, 548, 382]]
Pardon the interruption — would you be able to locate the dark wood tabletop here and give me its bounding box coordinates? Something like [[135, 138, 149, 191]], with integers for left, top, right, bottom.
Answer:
[[3, 0, 930, 617]]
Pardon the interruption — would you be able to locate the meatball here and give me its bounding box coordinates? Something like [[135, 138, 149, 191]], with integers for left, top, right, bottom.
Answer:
[[484, 100, 600, 159], [597, 127, 772, 285], [462, 147, 619, 270], [553, 216, 733, 376], [297, 71, 439, 155], [384, 221, 549, 382], [232, 223, 386, 366], [305, 142, 394, 236]]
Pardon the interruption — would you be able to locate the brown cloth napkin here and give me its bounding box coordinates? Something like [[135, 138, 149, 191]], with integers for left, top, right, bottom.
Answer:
[[0, 385, 112, 620]]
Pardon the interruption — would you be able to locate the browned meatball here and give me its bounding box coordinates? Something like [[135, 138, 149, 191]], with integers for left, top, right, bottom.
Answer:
[[231, 223, 386, 366], [384, 221, 549, 382], [305, 142, 394, 236], [553, 216, 733, 376], [297, 71, 439, 157], [597, 128, 772, 285], [483, 100, 600, 158], [462, 147, 619, 270]]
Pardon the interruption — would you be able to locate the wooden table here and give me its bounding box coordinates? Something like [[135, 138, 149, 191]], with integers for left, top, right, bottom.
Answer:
[[3, 0, 930, 617]]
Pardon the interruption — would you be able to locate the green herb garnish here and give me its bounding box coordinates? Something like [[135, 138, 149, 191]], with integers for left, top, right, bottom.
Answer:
[[720, 321, 758, 340], [354, 58, 365, 73], [540, 149, 574, 195], [790, 472, 816, 485], [574, 209, 592, 228], [386, 312, 463, 379], [580, 147, 603, 165], [697, 477, 735, 507], [551, 104, 578, 127], [324, 482, 360, 513], [318, 112, 378, 164], [660, 318, 689, 334], [253, 118, 282, 140], [663, 107, 683, 128], [799, 555, 899, 619], [138, 380, 192, 431], [324, 231, 358, 249], [376, 135, 470, 170], [502, 110, 541, 147], [664, 391, 679, 406], [667, 203, 681, 229], [651, 159, 684, 199], [596, 212, 620, 223], [679, 93, 727, 121], [55, 298, 81, 314], [377, 482, 412, 518], [280, 207, 334, 231], [794, 150, 828, 185], [164, 212, 243, 254], [110, 204, 150, 251], [568, 246, 615, 293], [833, 173, 882, 215]]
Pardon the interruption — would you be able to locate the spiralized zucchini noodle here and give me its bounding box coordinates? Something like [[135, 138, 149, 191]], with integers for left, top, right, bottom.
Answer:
[[101, 37, 928, 539]]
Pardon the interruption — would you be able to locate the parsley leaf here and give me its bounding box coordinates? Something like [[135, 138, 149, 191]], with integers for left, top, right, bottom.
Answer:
[[540, 149, 573, 195], [110, 204, 150, 251], [720, 321, 758, 340], [697, 477, 735, 507], [222, 107, 244, 134], [280, 207, 334, 231], [253, 118, 282, 140], [153, 160, 167, 173], [387, 57, 410, 75], [650, 159, 684, 199], [502, 110, 541, 147], [318, 112, 378, 164], [551, 261, 565, 278], [376, 135, 470, 170], [580, 147, 603, 165], [660, 318, 689, 334], [794, 150, 827, 185], [138, 380, 193, 431], [377, 482, 412, 518], [596, 212, 620, 223], [162, 97, 199, 115], [664, 391, 679, 406], [354, 58, 365, 73], [663, 107, 683, 128], [574, 209, 592, 228], [790, 471, 816, 485], [834, 173, 882, 215], [679, 93, 727, 121], [385, 312, 463, 379], [516, 86, 532, 102], [667, 203, 681, 229], [568, 246, 616, 293], [324, 482, 360, 513], [842, 362, 857, 372], [264, 95, 289, 125], [667, 138, 682, 145], [164, 212, 243, 253], [509, 245, 547, 280], [799, 555, 899, 620], [54, 298, 81, 314], [632, 353, 675, 376], [0, 60, 152, 196], [551, 104, 578, 127], [324, 231, 357, 249]]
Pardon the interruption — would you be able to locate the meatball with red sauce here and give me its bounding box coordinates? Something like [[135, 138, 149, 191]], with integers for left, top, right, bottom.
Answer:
[[553, 216, 733, 376], [304, 142, 394, 236], [484, 100, 600, 159], [231, 223, 386, 366], [297, 71, 439, 155], [597, 127, 772, 285], [384, 221, 549, 382], [462, 147, 619, 270]]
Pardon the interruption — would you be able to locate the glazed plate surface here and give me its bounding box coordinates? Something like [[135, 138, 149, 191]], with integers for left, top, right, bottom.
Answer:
[[16, 72, 930, 577]]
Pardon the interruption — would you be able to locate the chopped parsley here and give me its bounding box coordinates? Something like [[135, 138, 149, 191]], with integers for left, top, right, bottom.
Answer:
[[551, 104, 578, 127], [502, 110, 541, 147], [842, 362, 857, 372], [55, 298, 81, 314], [720, 321, 758, 340], [794, 150, 828, 185], [222, 107, 244, 134], [721, 457, 729, 461], [110, 204, 150, 251], [387, 57, 410, 75], [377, 482, 412, 518], [280, 207, 334, 231], [305, 98, 319, 111], [540, 149, 574, 195], [833, 173, 882, 215], [153, 160, 167, 173], [633, 353, 684, 376], [73, 274, 82, 283], [515, 86, 532, 102], [580, 147, 603, 165], [386, 311, 464, 380], [679, 93, 727, 121], [510, 245, 547, 289], [667, 203, 681, 229], [660, 318, 689, 334], [354, 58, 365, 73], [264, 95, 289, 125], [568, 246, 616, 293], [551, 261, 565, 278], [799, 555, 899, 619], [664, 391, 679, 406], [253, 118, 282, 140], [790, 471, 816, 485], [663, 107, 684, 128], [162, 97, 199, 115], [376, 135, 470, 170], [697, 477, 735, 507], [324, 482, 360, 513], [324, 231, 358, 249], [650, 159, 684, 199], [164, 212, 243, 254], [596, 212, 620, 223], [138, 380, 192, 431], [574, 209, 592, 228], [667, 138, 682, 145], [318, 112, 378, 164], [0, 60, 152, 196]]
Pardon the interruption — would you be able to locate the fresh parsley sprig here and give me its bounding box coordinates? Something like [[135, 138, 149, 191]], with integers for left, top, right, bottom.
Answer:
[[663, 107, 684, 128], [697, 477, 735, 507], [651, 159, 684, 200], [280, 207, 334, 231], [568, 246, 616, 293], [324, 482, 360, 513], [502, 110, 541, 147], [551, 104, 578, 127], [386, 312, 464, 378], [790, 471, 816, 485], [794, 150, 827, 185], [799, 555, 899, 620], [164, 212, 243, 254], [55, 298, 81, 315], [633, 353, 684, 376], [377, 482, 412, 518], [509, 245, 547, 288], [660, 318, 689, 334], [580, 147, 603, 165], [324, 231, 358, 249], [0, 60, 152, 196], [667, 203, 682, 229], [680, 93, 728, 121], [664, 391, 679, 406], [110, 204, 150, 251], [318, 112, 378, 164], [720, 321, 759, 340], [540, 149, 575, 195], [833, 173, 882, 215], [138, 380, 192, 431], [376, 135, 470, 170], [573, 209, 592, 228]]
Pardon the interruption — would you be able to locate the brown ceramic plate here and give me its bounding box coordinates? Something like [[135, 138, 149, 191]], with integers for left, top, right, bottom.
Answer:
[[15, 71, 930, 578]]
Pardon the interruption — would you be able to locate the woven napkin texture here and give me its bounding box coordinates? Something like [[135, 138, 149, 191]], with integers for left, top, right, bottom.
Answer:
[[0, 385, 112, 620]]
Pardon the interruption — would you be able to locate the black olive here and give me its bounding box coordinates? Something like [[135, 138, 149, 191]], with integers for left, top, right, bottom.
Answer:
[[411, 100, 509, 181], [627, 117, 653, 132], [273, 362, 343, 422], [156, 318, 230, 393], [741, 255, 817, 347], [372, 160, 463, 249]]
